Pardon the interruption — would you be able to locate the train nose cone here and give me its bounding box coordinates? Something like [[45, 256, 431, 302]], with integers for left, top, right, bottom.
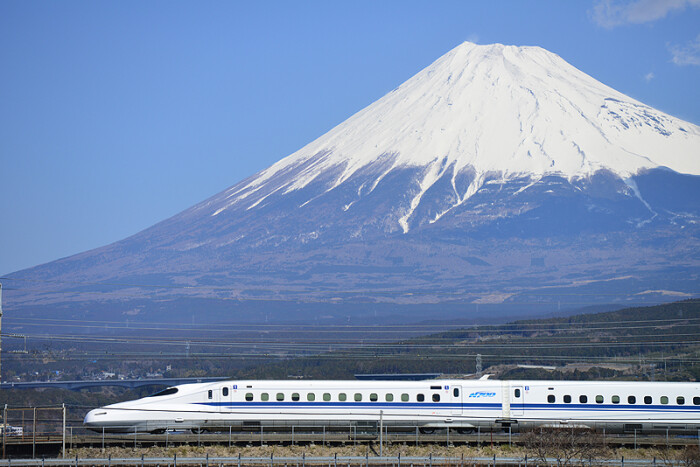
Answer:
[[84, 408, 107, 428]]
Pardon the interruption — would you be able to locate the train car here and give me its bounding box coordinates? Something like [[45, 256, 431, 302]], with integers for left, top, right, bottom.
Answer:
[[84, 379, 700, 434]]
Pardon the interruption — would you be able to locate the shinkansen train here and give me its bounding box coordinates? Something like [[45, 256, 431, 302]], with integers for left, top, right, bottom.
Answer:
[[84, 379, 700, 434]]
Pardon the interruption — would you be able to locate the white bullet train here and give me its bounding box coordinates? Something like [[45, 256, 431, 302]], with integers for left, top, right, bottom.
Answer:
[[84, 379, 700, 434]]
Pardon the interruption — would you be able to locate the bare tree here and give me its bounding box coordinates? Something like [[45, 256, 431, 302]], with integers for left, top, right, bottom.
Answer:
[[522, 427, 607, 467], [680, 447, 700, 467]]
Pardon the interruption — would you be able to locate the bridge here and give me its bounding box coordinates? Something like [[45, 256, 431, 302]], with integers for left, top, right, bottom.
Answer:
[[0, 377, 227, 391]]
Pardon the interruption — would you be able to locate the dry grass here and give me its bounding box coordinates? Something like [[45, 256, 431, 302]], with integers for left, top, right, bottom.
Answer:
[[69, 442, 670, 461]]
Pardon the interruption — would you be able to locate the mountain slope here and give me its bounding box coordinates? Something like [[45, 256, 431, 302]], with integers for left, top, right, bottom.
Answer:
[[6, 42, 700, 325]]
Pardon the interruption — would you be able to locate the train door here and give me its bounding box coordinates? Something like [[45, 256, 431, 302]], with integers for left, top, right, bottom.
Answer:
[[511, 385, 524, 416], [221, 385, 231, 412], [451, 385, 462, 415]]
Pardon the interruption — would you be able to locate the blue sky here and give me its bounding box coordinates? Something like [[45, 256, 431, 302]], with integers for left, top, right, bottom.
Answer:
[[1, 0, 699, 275]]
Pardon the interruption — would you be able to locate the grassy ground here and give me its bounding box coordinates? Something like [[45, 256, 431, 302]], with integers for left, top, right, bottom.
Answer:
[[68, 442, 689, 462]]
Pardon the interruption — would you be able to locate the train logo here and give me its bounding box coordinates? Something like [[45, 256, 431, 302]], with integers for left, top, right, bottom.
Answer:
[[468, 391, 496, 398]]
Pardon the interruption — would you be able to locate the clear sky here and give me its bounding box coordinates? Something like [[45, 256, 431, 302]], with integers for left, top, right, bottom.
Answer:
[[1, 0, 699, 275]]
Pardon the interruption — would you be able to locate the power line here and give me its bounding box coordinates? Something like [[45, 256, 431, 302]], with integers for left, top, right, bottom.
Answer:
[[4, 276, 698, 299], [7, 315, 700, 331]]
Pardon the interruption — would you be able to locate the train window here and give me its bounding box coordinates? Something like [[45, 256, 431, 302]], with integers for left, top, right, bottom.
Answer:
[[433, 394, 440, 402], [208, 390, 212, 400], [354, 393, 362, 402], [677, 396, 685, 405], [694, 397, 700, 405], [370, 393, 378, 402], [223, 387, 229, 397], [386, 393, 394, 402], [292, 393, 300, 402], [596, 395, 604, 404], [563, 395, 571, 403], [454, 388, 460, 397], [660, 396, 668, 405], [245, 393, 253, 402], [261, 393, 269, 401], [644, 396, 652, 404], [401, 394, 409, 402], [579, 395, 587, 403], [276, 393, 284, 401], [628, 396, 636, 404], [612, 395, 620, 404], [307, 393, 315, 402], [514, 389, 521, 398], [323, 393, 331, 402], [339, 393, 347, 402], [547, 395, 555, 403], [417, 394, 425, 402]]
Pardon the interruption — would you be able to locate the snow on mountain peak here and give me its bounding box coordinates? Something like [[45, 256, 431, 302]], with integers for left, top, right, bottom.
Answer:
[[214, 41, 700, 223]]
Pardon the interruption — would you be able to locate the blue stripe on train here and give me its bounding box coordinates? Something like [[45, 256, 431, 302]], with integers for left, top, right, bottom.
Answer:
[[193, 401, 700, 413]]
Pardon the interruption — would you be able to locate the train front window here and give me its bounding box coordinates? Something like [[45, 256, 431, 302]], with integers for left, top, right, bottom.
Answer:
[[147, 387, 179, 398]]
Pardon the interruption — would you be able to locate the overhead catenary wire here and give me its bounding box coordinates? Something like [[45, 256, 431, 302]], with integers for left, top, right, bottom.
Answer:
[[3, 330, 699, 345], [5, 351, 700, 363]]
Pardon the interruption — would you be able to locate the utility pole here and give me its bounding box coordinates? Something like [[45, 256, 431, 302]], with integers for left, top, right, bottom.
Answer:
[[0, 282, 3, 381]]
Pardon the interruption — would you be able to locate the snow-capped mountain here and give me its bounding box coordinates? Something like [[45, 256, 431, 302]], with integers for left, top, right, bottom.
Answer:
[[7, 42, 700, 325], [208, 42, 697, 233]]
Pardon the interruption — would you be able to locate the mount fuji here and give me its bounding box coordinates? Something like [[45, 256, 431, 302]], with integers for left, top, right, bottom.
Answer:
[[8, 42, 700, 326]]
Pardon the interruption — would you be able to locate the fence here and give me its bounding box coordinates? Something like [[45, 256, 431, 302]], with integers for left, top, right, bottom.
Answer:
[[2, 406, 66, 459], [3, 405, 699, 463], [0, 454, 685, 467]]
